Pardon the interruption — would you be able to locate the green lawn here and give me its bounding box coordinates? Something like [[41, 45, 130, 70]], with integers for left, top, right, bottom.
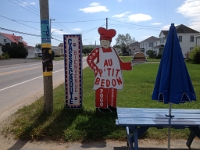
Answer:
[[2, 57, 200, 142]]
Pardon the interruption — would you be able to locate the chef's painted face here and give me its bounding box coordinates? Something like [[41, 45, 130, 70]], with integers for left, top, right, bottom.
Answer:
[[100, 40, 111, 49]]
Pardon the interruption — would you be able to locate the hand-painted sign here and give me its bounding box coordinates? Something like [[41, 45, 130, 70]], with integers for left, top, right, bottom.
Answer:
[[64, 34, 82, 108], [41, 19, 51, 44], [87, 27, 132, 112]]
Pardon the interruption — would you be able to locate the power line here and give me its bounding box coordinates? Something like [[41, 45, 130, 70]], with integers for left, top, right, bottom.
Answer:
[[0, 27, 40, 37], [55, 18, 105, 23], [109, 18, 161, 30], [8, 0, 39, 16], [0, 15, 40, 30]]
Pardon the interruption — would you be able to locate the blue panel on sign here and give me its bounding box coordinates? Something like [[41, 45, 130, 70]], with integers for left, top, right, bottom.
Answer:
[[41, 20, 51, 43]]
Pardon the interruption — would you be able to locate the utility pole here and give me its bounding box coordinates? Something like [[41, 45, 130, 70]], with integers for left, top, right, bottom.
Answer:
[[106, 18, 108, 29], [39, 0, 53, 114]]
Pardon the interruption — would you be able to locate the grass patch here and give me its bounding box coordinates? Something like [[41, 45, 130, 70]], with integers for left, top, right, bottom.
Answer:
[[4, 59, 200, 142]]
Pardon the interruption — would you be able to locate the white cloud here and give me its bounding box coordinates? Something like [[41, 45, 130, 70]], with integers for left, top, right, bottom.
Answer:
[[80, 3, 109, 13], [112, 12, 152, 23], [161, 25, 171, 30], [176, 0, 200, 30], [128, 13, 152, 22], [19, 2, 28, 7], [30, 2, 36, 5], [72, 28, 81, 31], [19, 1, 36, 7], [112, 12, 131, 18], [118, 0, 122, 2], [151, 22, 162, 26]]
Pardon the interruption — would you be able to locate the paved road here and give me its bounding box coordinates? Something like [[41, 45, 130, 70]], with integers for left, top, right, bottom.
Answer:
[[0, 58, 88, 122]]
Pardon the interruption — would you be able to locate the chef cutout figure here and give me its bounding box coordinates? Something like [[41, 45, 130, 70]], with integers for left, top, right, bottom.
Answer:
[[87, 27, 132, 112]]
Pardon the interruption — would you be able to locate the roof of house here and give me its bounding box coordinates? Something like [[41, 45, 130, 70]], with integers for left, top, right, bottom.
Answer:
[[176, 24, 199, 33], [0, 32, 27, 46], [159, 24, 200, 37], [140, 36, 159, 43], [58, 43, 63, 47], [129, 41, 140, 46]]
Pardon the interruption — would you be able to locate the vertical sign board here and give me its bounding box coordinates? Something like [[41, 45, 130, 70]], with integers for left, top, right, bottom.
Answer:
[[64, 34, 82, 108], [41, 19, 53, 73]]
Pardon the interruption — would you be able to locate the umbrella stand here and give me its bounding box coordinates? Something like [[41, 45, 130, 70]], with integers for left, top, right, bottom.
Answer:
[[166, 103, 174, 150]]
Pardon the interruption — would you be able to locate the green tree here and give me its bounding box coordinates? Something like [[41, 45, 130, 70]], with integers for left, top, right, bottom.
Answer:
[[188, 46, 200, 64], [115, 33, 135, 54], [2, 42, 28, 58], [82, 46, 94, 54], [35, 44, 41, 49]]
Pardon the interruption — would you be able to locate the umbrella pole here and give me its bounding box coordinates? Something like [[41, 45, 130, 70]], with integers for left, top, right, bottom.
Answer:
[[169, 103, 172, 117], [168, 103, 172, 150]]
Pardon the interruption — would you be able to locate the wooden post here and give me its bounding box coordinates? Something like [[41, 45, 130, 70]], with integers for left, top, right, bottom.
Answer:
[[39, 0, 53, 114], [106, 18, 108, 29]]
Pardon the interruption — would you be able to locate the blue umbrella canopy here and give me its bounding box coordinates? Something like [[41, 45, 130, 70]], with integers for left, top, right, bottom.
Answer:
[[152, 23, 196, 104]]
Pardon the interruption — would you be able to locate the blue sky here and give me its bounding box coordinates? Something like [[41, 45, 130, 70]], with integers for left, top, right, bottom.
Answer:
[[0, 0, 200, 47]]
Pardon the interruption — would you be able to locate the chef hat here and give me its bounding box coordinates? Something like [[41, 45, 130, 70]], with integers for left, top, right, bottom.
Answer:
[[98, 27, 116, 42]]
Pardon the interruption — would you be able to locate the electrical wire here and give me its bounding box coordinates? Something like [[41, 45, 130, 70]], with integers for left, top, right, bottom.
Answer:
[[0, 15, 40, 30], [0, 27, 40, 37], [8, 0, 39, 16]]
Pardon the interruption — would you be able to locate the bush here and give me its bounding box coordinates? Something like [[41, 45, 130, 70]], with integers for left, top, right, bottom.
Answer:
[[146, 50, 157, 58], [156, 53, 162, 59], [2, 42, 28, 58], [2, 52, 10, 59], [188, 46, 200, 64]]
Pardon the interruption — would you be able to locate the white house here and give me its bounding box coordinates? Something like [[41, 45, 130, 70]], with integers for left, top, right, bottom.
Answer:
[[128, 41, 140, 56], [156, 24, 200, 58], [139, 36, 159, 56], [0, 32, 27, 46], [52, 46, 64, 56]]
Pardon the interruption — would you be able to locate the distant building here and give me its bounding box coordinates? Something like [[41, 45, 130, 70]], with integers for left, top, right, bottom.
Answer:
[[139, 36, 159, 56], [128, 41, 140, 56], [0, 32, 27, 46], [157, 24, 200, 58], [138, 24, 200, 58]]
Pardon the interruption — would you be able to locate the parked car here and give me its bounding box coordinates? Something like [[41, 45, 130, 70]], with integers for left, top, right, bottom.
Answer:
[[122, 53, 129, 56]]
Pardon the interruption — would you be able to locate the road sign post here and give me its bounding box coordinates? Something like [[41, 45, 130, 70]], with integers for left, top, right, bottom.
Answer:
[[39, 0, 53, 114]]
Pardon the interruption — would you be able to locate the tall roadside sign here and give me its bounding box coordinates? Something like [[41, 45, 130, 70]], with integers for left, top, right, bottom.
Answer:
[[64, 34, 83, 108], [39, 0, 53, 114]]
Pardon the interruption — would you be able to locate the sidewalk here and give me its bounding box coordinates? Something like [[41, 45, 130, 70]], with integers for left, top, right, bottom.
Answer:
[[0, 135, 200, 150]]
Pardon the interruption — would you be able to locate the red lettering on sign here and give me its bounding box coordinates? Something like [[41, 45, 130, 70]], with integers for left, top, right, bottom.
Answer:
[[116, 77, 122, 85], [112, 79, 116, 86], [101, 79, 105, 86], [107, 68, 111, 76], [99, 69, 103, 77], [95, 77, 100, 85], [108, 59, 112, 66], [104, 59, 113, 67], [104, 59, 108, 67], [106, 79, 110, 87], [116, 69, 120, 77], [100, 89, 103, 106]]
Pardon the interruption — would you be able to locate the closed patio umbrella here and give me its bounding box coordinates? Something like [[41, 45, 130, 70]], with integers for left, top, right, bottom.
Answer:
[[152, 23, 196, 149]]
